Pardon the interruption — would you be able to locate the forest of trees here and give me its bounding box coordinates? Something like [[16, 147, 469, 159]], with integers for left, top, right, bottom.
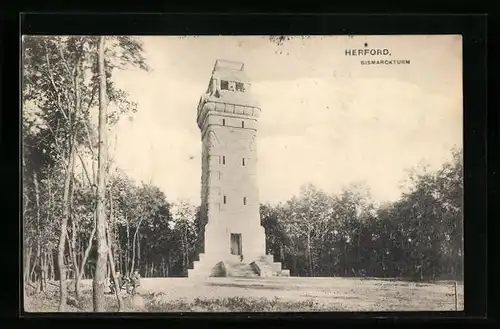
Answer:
[[22, 36, 463, 311], [261, 148, 463, 280]]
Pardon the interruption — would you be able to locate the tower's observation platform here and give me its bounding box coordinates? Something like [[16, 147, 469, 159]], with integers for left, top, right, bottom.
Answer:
[[196, 59, 261, 132], [189, 60, 289, 278]]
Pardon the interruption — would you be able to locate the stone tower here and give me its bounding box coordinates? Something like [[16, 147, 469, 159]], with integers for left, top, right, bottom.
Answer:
[[188, 60, 289, 278]]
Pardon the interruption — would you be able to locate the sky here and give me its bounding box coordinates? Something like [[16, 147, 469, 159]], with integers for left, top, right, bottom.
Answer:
[[109, 35, 463, 206]]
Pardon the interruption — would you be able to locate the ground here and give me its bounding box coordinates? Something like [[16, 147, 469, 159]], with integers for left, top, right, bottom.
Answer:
[[23, 277, 464, 312]]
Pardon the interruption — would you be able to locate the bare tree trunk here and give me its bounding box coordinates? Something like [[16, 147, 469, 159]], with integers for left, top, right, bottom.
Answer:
[[138, 232, 141, 272], [68, 157, 81, 299], [33, 171, 42, 293], [58, 143, 75, 311], [45, 252, 50, 283], [65, 230, 76, 281], [108, 191, 121, 275], [49, 251, 55, 280], [46, 251, 50, 282], [29, 254, 39, 282], [106, 222, 124, 311], [307, 228, 313, 277], [183, 226, 187, 272], [160, 258, 163, 277], [185, 225, 189, 272], [41, 250, 47, 292], [45, 181, 54, 284], [126, 216, 130, 275], [342, 243, 346, 276], [161, 257, 165, 277], [77, 212, 96, 285], [131, 228, 136, 277], [105, 195, 123, 311], [130, 218, 144, 276], [78, 236, 82, 274], [119, 251, 123, 274], [92, 35, 109, 312], [116, 245, 121, 275], [24, 246, 32, 286], [77, 237, 82, 282], [167, 254, 170, 277], [23, 159, 31, 289], [420, 259, 424, 281], [357, 231, 361, 274], [29, 255, 38, 282], [116, 218, 121, 274], [180, 238, 185, 272]]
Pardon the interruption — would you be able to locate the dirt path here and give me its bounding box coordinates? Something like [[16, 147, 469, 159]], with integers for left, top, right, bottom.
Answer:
[[25, 277, 464, 312]]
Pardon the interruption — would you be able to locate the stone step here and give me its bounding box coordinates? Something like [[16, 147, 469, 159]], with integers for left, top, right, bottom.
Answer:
[[250, 256, 289, 277], [190, 254, 287, 278], [189, 260, 227, 278], [224, 262, 259, 277], [278, 269, 290, 277], [257, 254, 275, 263]]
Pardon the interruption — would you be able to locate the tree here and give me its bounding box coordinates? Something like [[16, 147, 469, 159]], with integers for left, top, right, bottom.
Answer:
[[260, 203, 288, 264], [92, 35, 108, 312], [170, 201, 198, 275], [256, 148, 462, 281], [23, 35, 150, 310]]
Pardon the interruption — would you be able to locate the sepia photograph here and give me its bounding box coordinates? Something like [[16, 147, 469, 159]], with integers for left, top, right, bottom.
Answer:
[[22, 35, 463, 312]]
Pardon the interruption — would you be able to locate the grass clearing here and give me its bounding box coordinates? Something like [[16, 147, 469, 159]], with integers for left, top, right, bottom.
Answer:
[[23, 277, 464, 312]]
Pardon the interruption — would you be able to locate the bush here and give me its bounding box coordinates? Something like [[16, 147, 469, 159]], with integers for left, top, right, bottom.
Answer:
[[145, 293, 334, 312]]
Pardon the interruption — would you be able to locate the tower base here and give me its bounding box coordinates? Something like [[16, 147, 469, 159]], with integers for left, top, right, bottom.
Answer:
[[188, 253, 290, 278]]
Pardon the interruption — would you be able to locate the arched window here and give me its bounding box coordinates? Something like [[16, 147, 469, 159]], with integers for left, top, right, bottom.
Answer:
[[241, 121, 245, 128], [243, 197, 247, 205]]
